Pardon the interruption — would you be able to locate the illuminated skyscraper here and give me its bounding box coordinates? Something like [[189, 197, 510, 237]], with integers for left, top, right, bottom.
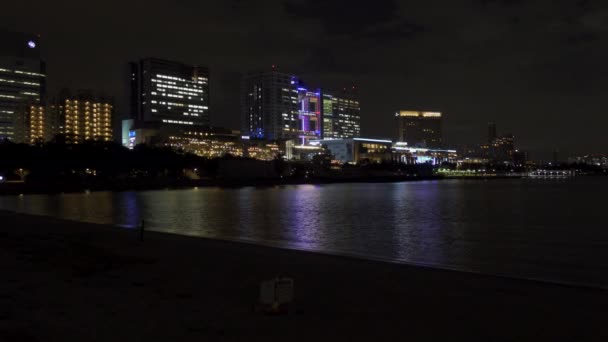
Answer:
[[49, 90, 113, 144], [323, 88, 361, 139], [241, 68, 300, 140], [241, 69, 361, 143], [129, 58, 209, 127], [0, 29, 46, 140], [395, 110, 443, 148]]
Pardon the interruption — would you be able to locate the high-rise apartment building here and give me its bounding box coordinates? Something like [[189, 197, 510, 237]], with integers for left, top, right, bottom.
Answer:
[[13, 105, 50, 144], [395, 110, 442, 148], [241, 69, 300, 140], [129, 58, 209, 127], [48, 90, 113, 144], [0, 30, 46, 140]]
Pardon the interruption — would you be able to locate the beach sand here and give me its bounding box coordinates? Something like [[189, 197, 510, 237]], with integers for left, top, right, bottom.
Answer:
[[0, 210, 606, 341]]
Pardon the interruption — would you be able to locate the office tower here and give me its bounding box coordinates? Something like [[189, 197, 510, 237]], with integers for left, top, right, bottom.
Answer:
[[395, 110, 442, 148], [49, 90, 113, 144], [324, 87, 361, 139], [241, 68, 299, 140], [129, 58, 209, 126], [322, 93, 335, 138], [488, 122, 497, 144], [0, 29, 46, 140]]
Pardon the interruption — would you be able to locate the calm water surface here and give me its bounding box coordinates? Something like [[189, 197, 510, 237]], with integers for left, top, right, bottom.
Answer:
[[2, 178, 607, 288]]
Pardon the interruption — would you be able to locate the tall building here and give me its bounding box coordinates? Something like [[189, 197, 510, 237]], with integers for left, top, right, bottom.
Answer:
[[323, 88, 361, 139], [297, 86, 322, 144], [129, 58, 209, 127], [322, 93, 334, 138], [49, 90, 113, 144], [241, 68, 299, 140], [13, 105, 49, 144], [241, 69, 362, 143], [491, 134, 515, 162], [488, 122, 497, 144], [0, 30, 46, 140], [395, 110, 442, 148]]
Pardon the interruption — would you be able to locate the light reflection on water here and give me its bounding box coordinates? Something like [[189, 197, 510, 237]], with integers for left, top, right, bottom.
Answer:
[[2, 179, 608, 288]]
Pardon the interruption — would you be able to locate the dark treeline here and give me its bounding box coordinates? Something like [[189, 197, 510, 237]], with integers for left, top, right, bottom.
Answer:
[[0, 140, 220, 192], [0, 140, 441, 194]]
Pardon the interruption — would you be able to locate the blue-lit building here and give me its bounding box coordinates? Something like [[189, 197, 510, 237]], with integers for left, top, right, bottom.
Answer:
[[129, 58, 209, 127], [0, 29, 46, 141], [240, 68, 362, 144], [297, 87, 323, 144], [392, 142, 458, 165]]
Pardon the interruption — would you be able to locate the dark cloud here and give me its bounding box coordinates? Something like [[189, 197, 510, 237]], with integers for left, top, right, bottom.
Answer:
[[478, 0, 525, 6], [565, 31, 600, 44], [283, 0, 423, 41]]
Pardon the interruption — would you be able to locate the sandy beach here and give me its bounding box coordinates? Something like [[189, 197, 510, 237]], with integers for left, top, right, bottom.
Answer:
[[1, 210, 607, 341]]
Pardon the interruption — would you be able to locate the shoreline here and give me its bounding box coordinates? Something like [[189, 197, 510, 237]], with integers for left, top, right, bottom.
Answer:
[[1, 210, 607, 340], [4, 173, 601, 196], [0, 175, 442, 195]]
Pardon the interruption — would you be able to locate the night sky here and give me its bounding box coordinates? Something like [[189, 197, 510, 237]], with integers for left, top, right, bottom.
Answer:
[[3, 0, 608, 158]]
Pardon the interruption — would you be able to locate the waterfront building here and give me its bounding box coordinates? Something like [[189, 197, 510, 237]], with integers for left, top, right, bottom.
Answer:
[[240, 68, 299, 140], [49, 90, 113, 144], [167, 128, 244, 158], [122, 119, 283, 161], [311, 138, 393, 164], [243, 139, 282, 160], [129, 58, 210, 127], [568, 154, 608, 168], [491, 134, 515, 162], [0, 30, 46, 141], [122, 120, 225, 150], [395, 110, 442, 148], [392, 142, 458, 165], [323, 87, 361, 140]]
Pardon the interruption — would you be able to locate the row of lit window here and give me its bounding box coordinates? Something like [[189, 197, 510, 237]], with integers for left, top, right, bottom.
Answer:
[[156, 74, 208, 83], [152, 78, 206, 91], [0, 78, 40, 87], [154, 83, 204, 93], [0, 68, 45, 78]]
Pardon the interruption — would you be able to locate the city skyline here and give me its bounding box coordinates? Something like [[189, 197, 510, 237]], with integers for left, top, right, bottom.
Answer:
[[2, 1, 608, 159], [0, 27, 584, 165]]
